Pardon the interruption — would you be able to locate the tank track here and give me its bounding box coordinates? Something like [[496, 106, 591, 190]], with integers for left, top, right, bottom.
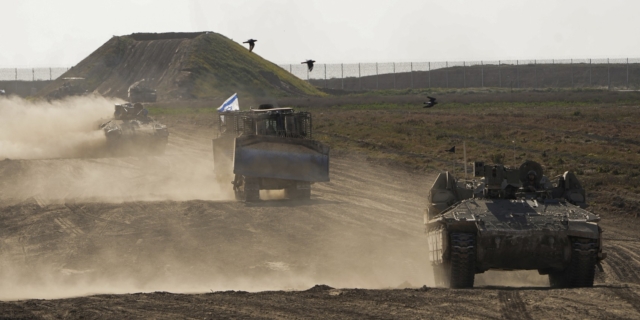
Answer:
[[549, 237, 597, 288], [243, 177, 260, 202], [449, 232, 476, 288], [234, 176, 260, 202], [285, 182, 311, 200]]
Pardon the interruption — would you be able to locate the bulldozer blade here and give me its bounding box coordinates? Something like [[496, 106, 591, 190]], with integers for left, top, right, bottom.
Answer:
[[233, 135, 330, 182]]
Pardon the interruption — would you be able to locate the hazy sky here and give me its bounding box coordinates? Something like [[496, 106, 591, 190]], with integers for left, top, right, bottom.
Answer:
[[1, 0, 637, 67]]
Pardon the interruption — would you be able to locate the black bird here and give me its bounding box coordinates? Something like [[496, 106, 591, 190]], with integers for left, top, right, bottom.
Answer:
[[243, 39, 257, 52], [423, 96, 438, 108], [446, 146, 456, 153], [302, 60, 316, 72]]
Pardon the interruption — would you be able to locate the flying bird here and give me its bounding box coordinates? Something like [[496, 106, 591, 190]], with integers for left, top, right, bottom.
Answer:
[[302, 60, 316, 72], [243, 39, 257, 52], [423, 96, 438, 108]]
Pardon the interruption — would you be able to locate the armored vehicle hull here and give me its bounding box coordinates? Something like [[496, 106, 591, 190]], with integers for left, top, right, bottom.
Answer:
[[425, 161, 605, 288], [128, 80, 157, 103], [100, 103, 168, 156], [212, 106, 329, 202]]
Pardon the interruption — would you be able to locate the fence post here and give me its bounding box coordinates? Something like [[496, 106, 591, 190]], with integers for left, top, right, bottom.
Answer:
[[463, 61, 466, 88], [49, 68, 52, 81], [428, 62, 431, 88], [516, 60, 519, 88], [608, 58, 611, 90], [481, 61, 484, 88], [627, 58, 630, 89], [324, 64, 327, 88], [376, 62, 379, 89], [393, 62, 396, 89], [358, 63, 362, 90], [289, 64, 292, 73], [553, 59, 557, 86], [534, 60, 537, 88], [15, 68, 17, 81], [32, 68, 34, 81], [498, 60, 501, 88], [410, 62, 413, 89], [446, 61, 449, 88], [589, 59, 591, 87], [341, 63, 344, 90], [571, 59, 574, 87]]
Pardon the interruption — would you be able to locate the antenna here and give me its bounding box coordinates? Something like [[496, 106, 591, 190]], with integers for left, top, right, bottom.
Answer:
[[512, 140, 516, 168], [463, 141, 467, 179]]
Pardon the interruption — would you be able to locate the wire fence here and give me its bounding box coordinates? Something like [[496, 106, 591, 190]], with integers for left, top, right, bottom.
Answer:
[[3, 59, 640, 91], [0, 68, 68, 81], [280, 58, 640, 91]]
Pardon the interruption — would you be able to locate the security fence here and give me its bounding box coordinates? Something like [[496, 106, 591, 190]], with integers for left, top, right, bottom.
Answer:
[[3, 59, 640, 91], [279, 59, 640, 91], [0, 68, 68, 81]]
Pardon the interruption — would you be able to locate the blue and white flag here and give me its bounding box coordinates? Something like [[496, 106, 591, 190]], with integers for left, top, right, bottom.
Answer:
[[217, 93, 239, 112]]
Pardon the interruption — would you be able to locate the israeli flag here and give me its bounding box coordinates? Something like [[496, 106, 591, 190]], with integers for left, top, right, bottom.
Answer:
[[218, 93, 239, 112]]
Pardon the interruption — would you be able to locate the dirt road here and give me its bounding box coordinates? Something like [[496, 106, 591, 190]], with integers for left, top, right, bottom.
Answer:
[[1, 123, 640, 319]]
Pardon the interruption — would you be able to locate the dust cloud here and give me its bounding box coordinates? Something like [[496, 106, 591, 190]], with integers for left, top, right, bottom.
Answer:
[[0, 96, 234, 203], [0, 95, 116, 160], [0, 225, 429, 301]]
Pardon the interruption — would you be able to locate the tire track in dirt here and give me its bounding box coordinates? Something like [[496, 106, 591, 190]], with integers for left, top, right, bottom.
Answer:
[[0, 301, 37, 319], [53, 217, 84, 236], [498, 290, 532, 320], [603, 247, 640, 283], [608, 286, 640, 315]]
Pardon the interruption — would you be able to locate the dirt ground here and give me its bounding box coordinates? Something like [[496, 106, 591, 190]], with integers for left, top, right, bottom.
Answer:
[[1, 121, 640, 319]]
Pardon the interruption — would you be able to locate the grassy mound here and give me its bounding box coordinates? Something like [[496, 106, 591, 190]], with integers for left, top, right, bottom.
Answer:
[[39, 32, 323, 100]]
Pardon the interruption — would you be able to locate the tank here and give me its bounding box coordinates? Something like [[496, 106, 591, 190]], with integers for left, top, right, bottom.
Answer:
[[425, 160, 606, 288], [212, 105, 329, 202], [128, 80, 157, 103], [47, 81, 89, 100], [99, 103, 169, 155]]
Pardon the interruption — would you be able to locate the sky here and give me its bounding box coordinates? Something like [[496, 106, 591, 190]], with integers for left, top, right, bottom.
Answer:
[[0, 0, 638, 67]]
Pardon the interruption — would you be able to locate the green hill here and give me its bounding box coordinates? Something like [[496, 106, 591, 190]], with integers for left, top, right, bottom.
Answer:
[[39, 32, 323, 100]]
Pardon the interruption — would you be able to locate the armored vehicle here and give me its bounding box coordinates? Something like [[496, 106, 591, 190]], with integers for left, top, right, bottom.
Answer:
[[128, 81, 157, 103], [99, 103, 169, 155], [425, 160, 605, 288], [212, 105, 330, 201], [47, 81, 89, 100]]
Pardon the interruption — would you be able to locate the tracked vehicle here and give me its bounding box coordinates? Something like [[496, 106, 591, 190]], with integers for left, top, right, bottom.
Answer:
[[128, 81, 157, 103], [212, 105, 330, 201], [425, 160, 605, 288], [99, 103, 169, 155]]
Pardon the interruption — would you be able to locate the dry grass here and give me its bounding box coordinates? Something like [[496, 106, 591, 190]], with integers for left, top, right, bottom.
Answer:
[[285, 90, 640, 216], [148, 89, 640, 216]]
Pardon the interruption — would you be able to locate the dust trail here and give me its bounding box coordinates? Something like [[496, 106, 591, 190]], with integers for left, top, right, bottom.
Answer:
[[0, 95, 117, 160], [0, 96, 234, 203]]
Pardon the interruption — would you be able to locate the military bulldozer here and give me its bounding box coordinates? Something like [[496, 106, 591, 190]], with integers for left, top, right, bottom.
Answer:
[[425, 160, 605, 288], [99, 103, 169, 155], [212, 105, 330, 201]]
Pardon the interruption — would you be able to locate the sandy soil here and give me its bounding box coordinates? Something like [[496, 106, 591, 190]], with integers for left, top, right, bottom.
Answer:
[[1, 122, 640, 319]]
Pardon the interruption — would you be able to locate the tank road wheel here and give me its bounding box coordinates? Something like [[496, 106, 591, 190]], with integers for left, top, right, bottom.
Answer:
[[447, 233, 477, 288], [243, 177, 260, 202], [285, 181, 311, 200], [549, 238, 597, 288]]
